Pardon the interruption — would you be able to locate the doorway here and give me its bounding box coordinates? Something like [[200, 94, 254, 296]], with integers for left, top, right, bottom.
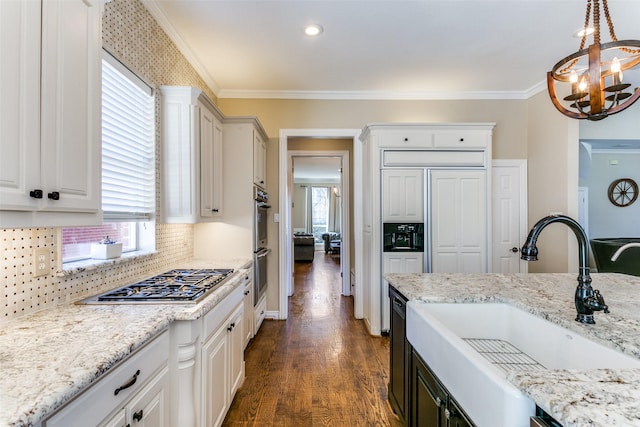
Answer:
[[289, 150, 349, 296], [278, 129, 362, 322]]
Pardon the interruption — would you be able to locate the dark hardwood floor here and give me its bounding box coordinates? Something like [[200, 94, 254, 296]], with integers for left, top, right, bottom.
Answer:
[[223, 252, 402, 427]]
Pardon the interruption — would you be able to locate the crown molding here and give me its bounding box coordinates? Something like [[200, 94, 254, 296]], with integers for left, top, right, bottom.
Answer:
[[140, 0, 220, 95], [217, 88, 536, 100]]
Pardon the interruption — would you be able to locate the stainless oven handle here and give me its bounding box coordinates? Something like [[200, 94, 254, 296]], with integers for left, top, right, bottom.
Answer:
[[256, 248, 271, 258]]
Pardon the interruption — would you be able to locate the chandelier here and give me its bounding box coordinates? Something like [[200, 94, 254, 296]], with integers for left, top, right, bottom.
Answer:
[[547, 0, 640, 121]]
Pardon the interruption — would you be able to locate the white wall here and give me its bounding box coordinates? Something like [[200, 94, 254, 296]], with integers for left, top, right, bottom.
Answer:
[[585, 151, 640, 238]]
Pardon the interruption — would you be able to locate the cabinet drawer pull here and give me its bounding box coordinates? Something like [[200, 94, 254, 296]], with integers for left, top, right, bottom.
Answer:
[[244, 290, 250, 296], [114, 369, 140, 395], [227, 322, 235, 331], [212, 208, 219, 212], [47, 191, 60, 200], [132, 409, 143, 422], [435, 397, 442, 407], [29, 189, 43, 199]]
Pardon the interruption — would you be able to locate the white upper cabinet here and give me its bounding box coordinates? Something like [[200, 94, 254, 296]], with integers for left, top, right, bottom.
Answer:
[[0, 0, 102, 228], [253, 132, 266, 188], [160, 86, 224, 223], [200, 103, 224, 218], [382, 169, 424, 222]]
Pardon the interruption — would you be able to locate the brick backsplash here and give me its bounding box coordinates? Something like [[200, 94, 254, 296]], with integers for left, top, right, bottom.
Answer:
[[1, 0, 215, 323]]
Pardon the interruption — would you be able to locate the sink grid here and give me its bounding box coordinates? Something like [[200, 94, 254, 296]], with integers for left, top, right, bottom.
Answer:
[[463, 338, 547, 373]]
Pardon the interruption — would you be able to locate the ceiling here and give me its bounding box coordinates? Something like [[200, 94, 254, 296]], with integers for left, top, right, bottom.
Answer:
[[292, 156, 342, 182], [144, 0, 640, 100]]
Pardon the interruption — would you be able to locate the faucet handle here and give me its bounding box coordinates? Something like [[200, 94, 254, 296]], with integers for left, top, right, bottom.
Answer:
[[593, 289, 610, 314]]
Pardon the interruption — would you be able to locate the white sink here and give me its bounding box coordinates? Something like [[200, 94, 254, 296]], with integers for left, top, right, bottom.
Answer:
[[406, 302, 640, 427]]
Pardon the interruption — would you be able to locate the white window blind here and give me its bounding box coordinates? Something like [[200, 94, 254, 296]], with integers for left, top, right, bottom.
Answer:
[[102, 52, 155, 221]]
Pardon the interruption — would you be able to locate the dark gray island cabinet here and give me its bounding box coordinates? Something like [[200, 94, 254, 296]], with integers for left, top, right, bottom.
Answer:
[[389, 285, 474, 427]]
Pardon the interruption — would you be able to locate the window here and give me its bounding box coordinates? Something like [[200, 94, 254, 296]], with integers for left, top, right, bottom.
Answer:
[[62, 51, 155, 263], [311, 186, 329, 242]]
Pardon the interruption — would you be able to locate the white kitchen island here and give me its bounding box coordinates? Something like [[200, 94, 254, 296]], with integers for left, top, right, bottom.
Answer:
[[386, 272, 640, 427]]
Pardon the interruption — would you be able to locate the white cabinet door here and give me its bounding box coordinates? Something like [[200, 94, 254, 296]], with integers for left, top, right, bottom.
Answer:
[[125, 366, 170, 427], [243, 276, 254, 348], [201, 297, 244, 427], [200, 103, 224, 218], [382, 252, 424, 331], [228, 305, 245, 397], [40, 0, 102, 213], [382, 169, 424, 222], [253, 132, 266, 188], [202, 324, 229, 427], [431, 170, 487, 273], [0, 0, 41, 211]]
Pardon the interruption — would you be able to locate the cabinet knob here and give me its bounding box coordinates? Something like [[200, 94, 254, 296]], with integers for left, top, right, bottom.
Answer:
[[459, 138, 464, 142], [403, 137, 408, 142], [212, 208, 219, 213], [132, 409, 143, 422], [445, 408, 451, 420], [435, 397, 442, 407], [47, 191, 60, 200], [29, 189, 43, 199], [511, 247, 519, 253]]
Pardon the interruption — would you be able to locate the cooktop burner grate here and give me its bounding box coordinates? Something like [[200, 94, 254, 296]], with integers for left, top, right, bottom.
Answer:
[[89, 268, 234, 303]]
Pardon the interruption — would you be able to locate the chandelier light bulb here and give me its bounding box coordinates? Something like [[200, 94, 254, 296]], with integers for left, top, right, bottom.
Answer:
[[578, 74, 588, 92], [611, 57, 623, 85]]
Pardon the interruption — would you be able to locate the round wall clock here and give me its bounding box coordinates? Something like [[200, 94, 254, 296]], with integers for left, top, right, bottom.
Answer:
[[608, 178, 638, 207]]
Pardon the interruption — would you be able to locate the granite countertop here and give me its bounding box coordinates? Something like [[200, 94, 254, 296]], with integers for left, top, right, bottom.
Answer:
[[385, 272, 640, 427], [0, 257, 251, 427]]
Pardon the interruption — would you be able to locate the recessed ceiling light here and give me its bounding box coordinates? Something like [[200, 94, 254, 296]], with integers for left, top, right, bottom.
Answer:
[[304, 24, 323, 37], [574, 27, 595, 38]]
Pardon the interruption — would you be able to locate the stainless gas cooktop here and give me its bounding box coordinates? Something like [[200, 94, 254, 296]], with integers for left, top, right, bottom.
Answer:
[[79, 268, 234, 304]]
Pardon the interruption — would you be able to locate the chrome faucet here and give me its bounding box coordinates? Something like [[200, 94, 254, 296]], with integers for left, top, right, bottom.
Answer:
[[521, 214, 609, 324], [611, 243, 640, 261]]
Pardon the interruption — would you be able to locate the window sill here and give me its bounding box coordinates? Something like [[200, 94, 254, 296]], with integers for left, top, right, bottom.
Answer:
[[57, 250, 157, 277]]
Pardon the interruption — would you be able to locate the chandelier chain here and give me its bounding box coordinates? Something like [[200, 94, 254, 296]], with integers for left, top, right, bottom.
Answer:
[[559, 0, 593, 75], [593, 0, 601, 45], [602, 0, 618, 42], [603, 0, 639, 54]]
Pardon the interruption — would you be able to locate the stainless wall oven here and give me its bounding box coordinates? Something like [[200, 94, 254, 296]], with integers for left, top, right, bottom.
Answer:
[[254, 186, 270, 305]]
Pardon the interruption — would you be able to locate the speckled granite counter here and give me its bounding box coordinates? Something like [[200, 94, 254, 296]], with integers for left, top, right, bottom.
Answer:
[[0, 258, 251, 427], [385, 272, 640, 427]]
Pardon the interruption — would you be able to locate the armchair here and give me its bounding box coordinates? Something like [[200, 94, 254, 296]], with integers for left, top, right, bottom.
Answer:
[[321, 233, 341, 254]]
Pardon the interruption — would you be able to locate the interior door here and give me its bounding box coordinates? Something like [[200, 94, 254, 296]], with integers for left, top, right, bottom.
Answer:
[[491, 160, 528, 273]]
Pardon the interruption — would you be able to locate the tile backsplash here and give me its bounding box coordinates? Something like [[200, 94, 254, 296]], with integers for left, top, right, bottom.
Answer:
[[1, 0, 216, 323]]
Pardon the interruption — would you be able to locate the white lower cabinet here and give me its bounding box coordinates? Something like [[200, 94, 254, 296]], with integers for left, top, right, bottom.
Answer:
[[200, 284, 245, 427], [43, 283, 248, 427], [242, 270, 255, 348], [382, 252, 424, 332], [43, 330, 170, 427], [254, 293, 267, 334]]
